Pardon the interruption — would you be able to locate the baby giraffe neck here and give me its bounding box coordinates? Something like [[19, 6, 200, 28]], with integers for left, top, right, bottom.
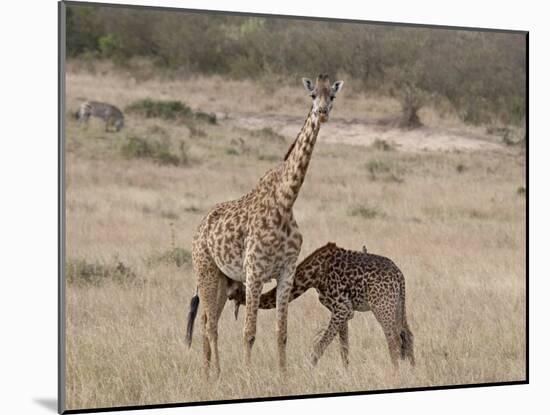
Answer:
[[258, 253, 324, 309]]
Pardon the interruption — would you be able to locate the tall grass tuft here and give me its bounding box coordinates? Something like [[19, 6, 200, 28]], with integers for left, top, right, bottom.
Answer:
[[66, 258, 138, 286], [126, 99, 192, 120], [121, 136, 183, 166]]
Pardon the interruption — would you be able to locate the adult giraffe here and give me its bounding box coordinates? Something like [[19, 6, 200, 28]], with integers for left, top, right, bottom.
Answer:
[[186, 74, 344, 377]]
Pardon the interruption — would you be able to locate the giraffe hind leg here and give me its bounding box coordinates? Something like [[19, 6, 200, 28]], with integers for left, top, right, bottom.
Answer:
[[196, 257, 226, 378], [199, 278, 229, 376], [371, 303, 401, 369], [201, 312, 211, 376]]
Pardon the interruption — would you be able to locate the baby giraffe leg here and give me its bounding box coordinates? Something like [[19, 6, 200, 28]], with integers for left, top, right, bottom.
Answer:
[[311, 304, 352, 366], [372, 306, 401, 369], [338, 321, 350, 369]]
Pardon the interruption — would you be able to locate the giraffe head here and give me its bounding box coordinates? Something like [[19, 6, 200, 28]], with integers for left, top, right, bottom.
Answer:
[[302, 74, 344, 123]]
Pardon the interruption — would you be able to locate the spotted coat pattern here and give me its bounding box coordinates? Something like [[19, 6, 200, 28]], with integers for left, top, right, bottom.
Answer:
[[233, 242, 415, 368], [190, 75, 344, 377]]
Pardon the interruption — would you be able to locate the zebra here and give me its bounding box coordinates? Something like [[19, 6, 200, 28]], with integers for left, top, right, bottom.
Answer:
[[75, 101, 125, 132]]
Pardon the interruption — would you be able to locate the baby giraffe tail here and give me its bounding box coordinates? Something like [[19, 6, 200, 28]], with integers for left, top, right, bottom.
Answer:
[[397, 279, 415, 366], [185, 289, 200, 348], [399, 324, 415, 366]]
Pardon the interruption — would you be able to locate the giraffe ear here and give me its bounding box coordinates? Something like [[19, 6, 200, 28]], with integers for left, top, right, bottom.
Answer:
[[302, 78, 314, 93], [332, 80, 344, 94]]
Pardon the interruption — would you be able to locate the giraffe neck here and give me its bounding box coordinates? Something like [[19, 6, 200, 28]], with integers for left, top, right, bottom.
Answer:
[[277, 107, 321, 211]]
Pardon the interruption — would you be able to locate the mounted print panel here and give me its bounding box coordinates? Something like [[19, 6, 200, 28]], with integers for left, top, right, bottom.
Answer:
[[59, 1, 527, 413]]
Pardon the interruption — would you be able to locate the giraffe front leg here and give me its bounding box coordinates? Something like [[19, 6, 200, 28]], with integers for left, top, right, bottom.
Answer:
[[275, 265, 295, 371], [338, 321, 350, 369], [243, 278, 263, 367], [311, 302, 353, 366]]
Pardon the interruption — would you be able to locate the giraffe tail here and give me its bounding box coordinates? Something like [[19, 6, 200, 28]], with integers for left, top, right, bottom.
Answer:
[[185, 291, 200, 348], [399, 325, 414, 365], [397, 277, 415, 366]]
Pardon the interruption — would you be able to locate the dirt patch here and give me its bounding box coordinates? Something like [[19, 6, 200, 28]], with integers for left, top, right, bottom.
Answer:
[[225, 112, 505, 153]]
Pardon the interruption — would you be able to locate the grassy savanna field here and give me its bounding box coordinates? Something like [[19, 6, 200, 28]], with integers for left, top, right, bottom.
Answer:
[[64, 64, 526, 410]]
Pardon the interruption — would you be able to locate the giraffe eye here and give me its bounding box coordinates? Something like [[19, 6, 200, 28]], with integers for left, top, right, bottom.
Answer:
[[330, 96, 335, 101], [311, 94, 316, 99]]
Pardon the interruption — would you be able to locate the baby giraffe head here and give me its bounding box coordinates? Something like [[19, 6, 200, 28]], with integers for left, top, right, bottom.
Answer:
[[226, 280, 246, 320], [302, 74, 344, 123]]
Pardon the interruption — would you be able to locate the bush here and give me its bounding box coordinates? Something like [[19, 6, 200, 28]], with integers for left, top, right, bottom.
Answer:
[[365, 159, 404, 183], [121, 136, 183, 166], [66, 258, 138, 286], [67, 4, 526, 126], [125, 99, 216, 132], [193, 111, 217, 125], [148, 247, 192, 268], [251, 127, 285, 141], [371, 139, 395, 152], [258, 153, 280, 162], [349, 206, 383, 219], [226, 147, 240, 156], [125, 99, 192, 120], [98, 33, 125, 63], [398, 84, 425, 129]]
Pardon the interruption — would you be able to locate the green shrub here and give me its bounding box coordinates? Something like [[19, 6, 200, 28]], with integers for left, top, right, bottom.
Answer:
[[121, 136, 182, 166], [366, 159, 392, 177], [349, 206, 382, 219], [125, 99, 192, 120], [365, 159, 404, 183], [258, 153, 280, 162], [251, 127, 285, 141], [66, 258, 137, 286], [194, 111, 217, 124], [148, 247, 192, 268], [184, 206, 202, 213], [67, 5, 526, 125], [98, 34, 123, 58], [188, 125, 207, 138], [121, 135, 155, 159], [371, 139, 395, 152]]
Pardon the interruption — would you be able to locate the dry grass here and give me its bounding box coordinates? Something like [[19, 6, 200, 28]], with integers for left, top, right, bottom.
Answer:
[[64, 66, 526, 411]]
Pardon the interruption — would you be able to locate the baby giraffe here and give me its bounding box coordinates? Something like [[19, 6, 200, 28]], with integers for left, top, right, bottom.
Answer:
[[230, 242, 415, 368]]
